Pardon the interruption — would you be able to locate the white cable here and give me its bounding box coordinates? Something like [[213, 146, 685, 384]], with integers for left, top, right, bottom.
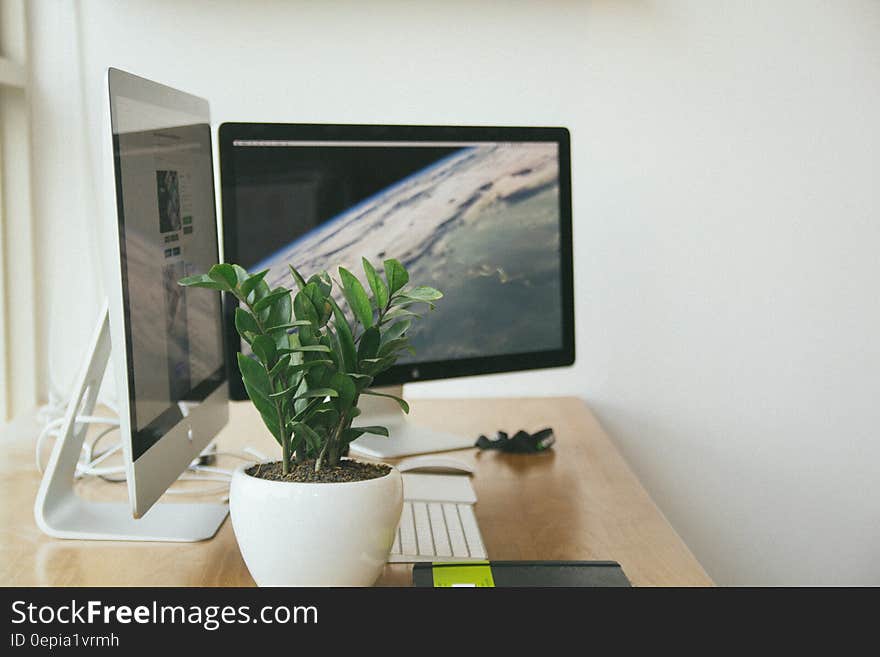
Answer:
[[76, 443, 124, 478], [164, 484, 230, 496], [34, 403, 264, 496], [176, 473, 231, 483], [189, 464, 234, 476], [243, 446, 270, 462], [35, 415, 120, 474]]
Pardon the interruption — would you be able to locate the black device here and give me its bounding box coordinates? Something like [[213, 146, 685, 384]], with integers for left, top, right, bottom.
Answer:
[[218, 123, 574, 400], [476, 428, 556, 453], [412, 561, 631, 587]]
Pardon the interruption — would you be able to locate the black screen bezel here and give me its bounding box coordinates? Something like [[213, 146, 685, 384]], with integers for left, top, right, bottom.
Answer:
[[219, 122, 574, 401]]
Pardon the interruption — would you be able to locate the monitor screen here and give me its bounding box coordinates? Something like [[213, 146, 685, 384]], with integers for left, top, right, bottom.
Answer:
[[109, 71, 225, 460], [220, 124, 573, 397]]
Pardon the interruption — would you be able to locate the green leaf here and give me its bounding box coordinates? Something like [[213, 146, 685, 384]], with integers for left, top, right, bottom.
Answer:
[[307, 271, 333, 298], [294, 387, 339, 400], [361, 389, 410, 413], [319, 332, 340, 373], [268, 354, 291, 377], [382, 319, 411, 344], [387, 299, 433, 311], [249, 277, 271, 303], [288, 359, 333, 375], [359, 355, 395, 376], [357, 327, 380, 362], [352, 425, 390, 437], [208, 263, 238, 290], [380, 307, 420, 324], [265, 320, 312, 332], [239, 269, 269, 300], [272, 384, 338, 401], [347, 373, 374, 391], [234, 307, 259, 336], [396, 286, 443, 302], [308, 403, 339, 429], [384, 258, 409, 295], [339, 266, 374, 328], [251, 335, 277, 366], [299, 281, 331, 326], [237, 353, 281, 441], [291, 395, 324, 422], [293, 288, 319, 328], [178, 274, 225, 290], [232, 264, 248, 284], [278, 344, 332, 354], [342, 428, 366, 445], [329, 372, 357, 412], [288, 264, 308, 291], [292, 422, 323, 453], [253, 288, 290, 313], [378, 337, 408, 358], [266, 287, 292, 334], [330, 298, 357, 373], [362, 258, 389, 310], [237, 353, 270, 397]]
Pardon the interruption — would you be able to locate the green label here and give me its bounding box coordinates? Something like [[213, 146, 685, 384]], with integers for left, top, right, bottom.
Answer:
[[431, 562, 495, 587]]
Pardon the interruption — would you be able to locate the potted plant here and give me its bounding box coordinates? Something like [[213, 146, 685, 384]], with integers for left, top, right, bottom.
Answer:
[[179, 258, 442, 586]]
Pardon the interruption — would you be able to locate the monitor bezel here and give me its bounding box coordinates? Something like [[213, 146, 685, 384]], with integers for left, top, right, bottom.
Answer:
[[218, 122, 574, 400]]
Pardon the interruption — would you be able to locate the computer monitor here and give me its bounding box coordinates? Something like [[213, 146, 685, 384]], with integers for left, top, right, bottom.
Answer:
[[218, 124, 574, 457], [34, 69, 228, 541]]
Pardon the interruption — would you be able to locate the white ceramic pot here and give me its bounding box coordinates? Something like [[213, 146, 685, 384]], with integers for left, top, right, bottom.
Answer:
[[229, 462, 403, 586]]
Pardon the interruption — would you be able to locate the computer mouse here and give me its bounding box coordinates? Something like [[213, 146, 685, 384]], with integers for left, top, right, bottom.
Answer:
[[395, 454, 475, 475]]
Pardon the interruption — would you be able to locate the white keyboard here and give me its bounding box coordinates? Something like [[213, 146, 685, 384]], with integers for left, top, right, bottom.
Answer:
[[388, 473, 487, 563], [389, 501, 487, 562]]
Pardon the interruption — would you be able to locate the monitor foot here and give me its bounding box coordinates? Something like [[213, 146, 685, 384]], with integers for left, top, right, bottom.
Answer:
[[33, 302, 228, 542], [348, 385, 474, 459], [36, 499, 228, 542], [349, 420, 475, 459]]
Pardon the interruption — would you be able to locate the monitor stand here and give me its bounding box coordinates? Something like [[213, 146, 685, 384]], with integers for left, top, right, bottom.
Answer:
[[33, 302, 228, 542], [348, 385, 475, 459]]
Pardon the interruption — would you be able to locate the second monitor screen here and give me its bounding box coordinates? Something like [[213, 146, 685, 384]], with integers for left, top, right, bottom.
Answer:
[[228, 140, 564, 365]]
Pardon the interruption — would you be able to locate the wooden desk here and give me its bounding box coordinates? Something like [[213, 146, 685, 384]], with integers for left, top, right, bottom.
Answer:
[[0, 397, 711, 586]]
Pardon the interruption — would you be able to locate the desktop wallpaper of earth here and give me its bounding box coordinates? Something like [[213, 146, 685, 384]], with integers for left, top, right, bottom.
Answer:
[[234, 142, 564, 364]]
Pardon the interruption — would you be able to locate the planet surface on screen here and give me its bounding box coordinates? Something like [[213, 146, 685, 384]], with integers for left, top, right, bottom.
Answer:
[[254, 142, 563, 364]]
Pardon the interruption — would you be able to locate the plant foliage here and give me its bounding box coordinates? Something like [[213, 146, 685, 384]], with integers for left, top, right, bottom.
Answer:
[[180, 258, 442, 474]]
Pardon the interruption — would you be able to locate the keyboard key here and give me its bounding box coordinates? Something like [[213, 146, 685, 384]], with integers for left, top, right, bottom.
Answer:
[[458, 504, 487, 559], [428, 503, 452, 557], [399, 502, 417, 555], [413, 502, 434, 555], [391, 527, 401, 555], [443, 503, 470, 558]]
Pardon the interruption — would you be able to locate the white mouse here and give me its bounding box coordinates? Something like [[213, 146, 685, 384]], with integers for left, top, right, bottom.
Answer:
[[395, 454, 475, 475]]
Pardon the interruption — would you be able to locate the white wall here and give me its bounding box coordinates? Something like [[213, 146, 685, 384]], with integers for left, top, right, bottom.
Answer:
[[27, 1, 880, 584]]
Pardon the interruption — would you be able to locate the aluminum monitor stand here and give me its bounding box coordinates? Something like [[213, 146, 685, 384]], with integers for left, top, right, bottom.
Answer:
[[33, 302, 228, 542], [348, 385, 474, 459]]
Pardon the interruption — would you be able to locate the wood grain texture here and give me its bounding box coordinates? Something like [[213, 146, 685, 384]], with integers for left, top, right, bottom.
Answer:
[[0, 397, 712, 586]]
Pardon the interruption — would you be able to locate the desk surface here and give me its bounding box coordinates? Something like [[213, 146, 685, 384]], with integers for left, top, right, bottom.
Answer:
[[0, 397, 711, 587]]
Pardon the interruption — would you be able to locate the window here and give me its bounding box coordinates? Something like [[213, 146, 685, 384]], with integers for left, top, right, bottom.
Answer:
[[0, 0, 35, 422]]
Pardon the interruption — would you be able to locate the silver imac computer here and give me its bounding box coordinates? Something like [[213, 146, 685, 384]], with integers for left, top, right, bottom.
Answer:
[[33, 68, 228, 541], [218, 123, 574, 458]]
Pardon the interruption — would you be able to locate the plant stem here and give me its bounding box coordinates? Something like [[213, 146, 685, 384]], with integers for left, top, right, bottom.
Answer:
[[315, 439, 329, 473], [238, 289, 292, 473], [281, 437, 290, 476]]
